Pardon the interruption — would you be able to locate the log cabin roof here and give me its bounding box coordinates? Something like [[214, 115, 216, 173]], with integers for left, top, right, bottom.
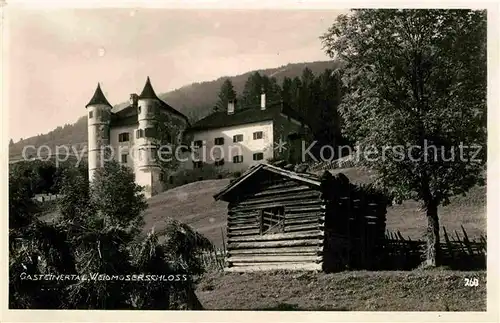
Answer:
[[213, 163, 322, 202]]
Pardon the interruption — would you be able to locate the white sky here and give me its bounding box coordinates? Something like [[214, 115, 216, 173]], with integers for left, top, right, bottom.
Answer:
[[7, 8, 346, 141]]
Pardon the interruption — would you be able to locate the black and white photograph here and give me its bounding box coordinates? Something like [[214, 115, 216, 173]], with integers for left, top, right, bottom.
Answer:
[[2, 1, 497, 320]]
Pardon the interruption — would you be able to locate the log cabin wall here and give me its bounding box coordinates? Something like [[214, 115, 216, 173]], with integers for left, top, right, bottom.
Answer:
[[218, 165, 389, 272], [320, 172, 388, 271], [225, 173, 326, 272]]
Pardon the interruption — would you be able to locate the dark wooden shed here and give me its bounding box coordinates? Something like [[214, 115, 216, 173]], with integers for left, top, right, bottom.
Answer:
[[214, 163, 388, 272]]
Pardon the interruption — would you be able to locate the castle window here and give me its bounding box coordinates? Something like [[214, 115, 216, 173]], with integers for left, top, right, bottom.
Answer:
[[101, 111, 110, 122], [214, 137, 224, 145], [89, 111, 93, 118], [149, 147, 158, 161], [233, 155, 243, 163], [118, 132, 130, 142], [233, 134, 243, 143], [253, 131, 263, 140], [144, 127, 157, 139], [253, 152, 264, 161], [136, 129, 144, 139], [147, 104, 157, 118], [121, 154, 128, 164], [138, 106, 141, 114], [193, 140, 203, 148], [215, 158, 225, 167]]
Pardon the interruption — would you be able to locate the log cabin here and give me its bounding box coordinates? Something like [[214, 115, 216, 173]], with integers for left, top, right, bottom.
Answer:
[[214, 163, 388, 272]]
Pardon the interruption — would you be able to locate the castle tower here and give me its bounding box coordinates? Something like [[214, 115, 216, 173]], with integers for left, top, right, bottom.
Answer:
[[135, 77, 163, 197], [85, 83, 112, 181]]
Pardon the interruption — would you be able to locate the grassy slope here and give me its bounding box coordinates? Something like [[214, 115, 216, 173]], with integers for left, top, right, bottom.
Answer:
[[143, 169, 486, 247], [196, 270, 486, 311], [144, 179, 231, 245]]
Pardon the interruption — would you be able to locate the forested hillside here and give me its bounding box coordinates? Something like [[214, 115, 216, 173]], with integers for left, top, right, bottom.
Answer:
[[9, 60, 338, 159]]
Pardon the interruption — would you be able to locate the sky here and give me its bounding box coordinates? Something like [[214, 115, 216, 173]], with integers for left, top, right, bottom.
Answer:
[[8, 8, 345, 142]]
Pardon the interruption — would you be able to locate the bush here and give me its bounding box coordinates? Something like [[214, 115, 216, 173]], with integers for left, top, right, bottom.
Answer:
[[9, 160, 212, 310]]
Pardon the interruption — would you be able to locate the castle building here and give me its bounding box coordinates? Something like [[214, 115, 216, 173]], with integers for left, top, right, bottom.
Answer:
[[86, 78, 310, 198], [85, 77, 190, 198], [186, 93, 310, 173]]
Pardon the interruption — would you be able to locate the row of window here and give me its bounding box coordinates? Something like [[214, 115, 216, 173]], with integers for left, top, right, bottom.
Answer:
[[120, 147, 159, 164], [121, 151, 264, 167], [194, 131, 264, 147], [135, 128, 158, 139], [117, 128, 169, 142], [192, 153, 263, 168]]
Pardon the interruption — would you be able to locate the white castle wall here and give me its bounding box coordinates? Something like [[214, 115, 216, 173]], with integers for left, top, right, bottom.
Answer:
[[109, 124, 137, 169], [190, 120, 274, 173], [87, 103, 111, 181]]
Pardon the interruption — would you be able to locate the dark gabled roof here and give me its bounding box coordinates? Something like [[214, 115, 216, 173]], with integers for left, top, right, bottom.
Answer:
[[158, 100, 190, 124], [113, 105, 136, 118], [86, 83, 113, 108], [213, 163, 321, 202], [139, 76, 158, 100], [110, 108, 139, 127], [187, 101, 308, 133]]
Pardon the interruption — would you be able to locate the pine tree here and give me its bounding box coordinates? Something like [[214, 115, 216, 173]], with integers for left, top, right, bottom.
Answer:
[[241, 72, 263, 108], [213, 78, 237, 112]]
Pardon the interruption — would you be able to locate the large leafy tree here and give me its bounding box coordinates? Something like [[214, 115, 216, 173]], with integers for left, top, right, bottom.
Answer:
[[213, 78, 237, 112], [321, 9, 486, 266], [150, 109, 186, 186]]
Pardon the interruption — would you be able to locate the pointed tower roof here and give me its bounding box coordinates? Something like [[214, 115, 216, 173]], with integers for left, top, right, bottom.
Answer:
[[85, 83, 113, 108], [138, 76, 159, 100]]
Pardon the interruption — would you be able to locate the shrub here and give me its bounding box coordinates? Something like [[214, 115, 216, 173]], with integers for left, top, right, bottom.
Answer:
[[9, 160, 211, 309]]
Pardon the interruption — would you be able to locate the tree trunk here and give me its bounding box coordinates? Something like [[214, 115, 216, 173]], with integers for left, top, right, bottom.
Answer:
[[423, 201, 441, 267]]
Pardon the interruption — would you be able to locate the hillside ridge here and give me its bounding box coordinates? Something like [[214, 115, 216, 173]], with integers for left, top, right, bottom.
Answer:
[[9, 60, 336, 158]]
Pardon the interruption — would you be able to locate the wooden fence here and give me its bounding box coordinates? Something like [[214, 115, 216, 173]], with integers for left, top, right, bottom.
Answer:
[[199, 248, 226, 272], [199, 227, 227, 272], [381, 225, 486, 270], [199, 225, 486, 272]]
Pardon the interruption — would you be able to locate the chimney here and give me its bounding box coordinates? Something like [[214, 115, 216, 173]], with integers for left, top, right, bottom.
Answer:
[[227, 100, 235, 115], [130, 93, 138, 108], [260, 86, 266, 110]]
